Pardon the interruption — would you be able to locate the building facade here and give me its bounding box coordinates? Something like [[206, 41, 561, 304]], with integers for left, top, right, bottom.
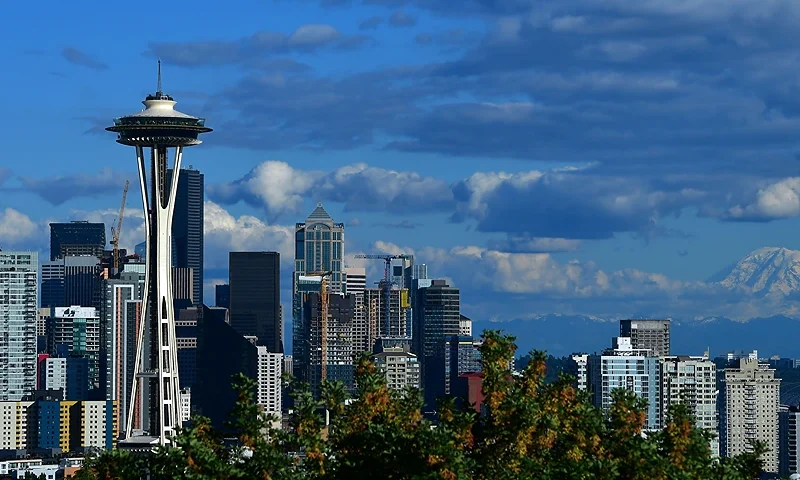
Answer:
[[444, 335, 482, 395], [299, 292, 356, 397], [588, 337, 661, 431], [0, 400, 117, 452], [660, 355, 718, 456], [570, 354, 589, 391], [343, 267, 366, 295], [215, 283, 230, 309], [412, 280, 460, 409], [294, 203, 345, 294], [256, 347, 282, 415], [49, 306, 101, 393], [49, 222, 105, 261], [99, 268, 145, 429], [780, 405, 800, 477], [366, 286, 411, 338], [372, 346, 420, 391], [459, 315, 473, 337], [167, 167, 204, 307], [229, 252, 282, 353], [721, 358, 780, 473], [0, 251, 38, 401], [41, 357, 67, 393], [619, 319, 671, 357]]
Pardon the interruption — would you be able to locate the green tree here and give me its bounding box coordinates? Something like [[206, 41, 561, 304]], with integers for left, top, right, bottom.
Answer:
[[75, 331, 764, 480]]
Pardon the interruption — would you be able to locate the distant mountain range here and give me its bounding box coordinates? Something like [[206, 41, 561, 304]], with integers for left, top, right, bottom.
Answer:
[[474, 247, 800, 358], [475, 314, 800, 359]]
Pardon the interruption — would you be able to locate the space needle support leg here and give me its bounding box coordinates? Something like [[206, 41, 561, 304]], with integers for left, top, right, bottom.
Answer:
[[127, 145, 151, 439], [153, 145, 183, 445]]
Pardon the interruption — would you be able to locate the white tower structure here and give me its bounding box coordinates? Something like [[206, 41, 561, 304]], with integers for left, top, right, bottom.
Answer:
[[106, 61, 211, 446]]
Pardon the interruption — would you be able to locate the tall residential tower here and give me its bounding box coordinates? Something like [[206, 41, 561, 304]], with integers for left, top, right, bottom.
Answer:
[[0, 252, 38, 401]]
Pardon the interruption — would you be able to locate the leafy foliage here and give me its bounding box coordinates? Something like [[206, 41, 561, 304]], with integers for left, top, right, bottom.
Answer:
[[75, 331, 764, 480]]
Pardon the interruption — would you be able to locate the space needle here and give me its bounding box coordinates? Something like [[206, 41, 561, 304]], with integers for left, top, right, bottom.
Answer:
[[107, 61, 211, 446]]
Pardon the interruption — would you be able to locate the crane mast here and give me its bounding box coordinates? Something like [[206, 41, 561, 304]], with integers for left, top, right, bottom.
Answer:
[[111, 180, 130, 270]]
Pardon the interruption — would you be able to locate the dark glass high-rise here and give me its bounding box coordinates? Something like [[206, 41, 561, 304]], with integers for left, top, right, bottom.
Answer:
[[229, 252, 282, 353], [167, 167, 204, 307]]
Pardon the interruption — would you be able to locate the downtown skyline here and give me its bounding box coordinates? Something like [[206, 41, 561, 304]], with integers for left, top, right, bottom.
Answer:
[[3, 0, 800, 332]]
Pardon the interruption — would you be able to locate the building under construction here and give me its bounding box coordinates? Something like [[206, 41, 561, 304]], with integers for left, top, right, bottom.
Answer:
[[292, 275, 360, 397]]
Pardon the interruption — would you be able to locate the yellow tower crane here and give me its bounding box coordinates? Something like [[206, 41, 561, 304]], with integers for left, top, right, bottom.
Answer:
[[110, 180, 130, 270]]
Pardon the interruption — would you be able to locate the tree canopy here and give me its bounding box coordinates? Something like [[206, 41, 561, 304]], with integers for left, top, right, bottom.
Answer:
[[74, 331, 764, 480]]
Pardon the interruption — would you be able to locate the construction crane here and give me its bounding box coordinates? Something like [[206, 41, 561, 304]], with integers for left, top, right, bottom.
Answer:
[[354, 254, 411, 337], [308, 270, 332, 384], [110, 180, 130, 270]]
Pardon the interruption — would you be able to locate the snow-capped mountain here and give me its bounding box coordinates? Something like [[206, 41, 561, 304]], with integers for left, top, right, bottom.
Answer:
[[716, 247, 800, 297]]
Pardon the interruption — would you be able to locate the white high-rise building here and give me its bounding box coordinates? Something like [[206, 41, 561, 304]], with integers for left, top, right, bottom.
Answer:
[[180, 388, 191, 424], [660, 355, 718, 456], [42, 357, 67, 392], [588, 337, 660, 430], [343, 267, 366, 295], [256, 347, 282, 415], [372, 346, 420, 391], [0, 252, 38, 401], [459, 315, 472, 337], [0, 401, 34, 449], [570, 354, 588, 391], [721, 358, 780, 473]]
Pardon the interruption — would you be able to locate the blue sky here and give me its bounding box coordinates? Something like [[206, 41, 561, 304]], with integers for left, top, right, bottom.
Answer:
[[3, 0, 800, 325]]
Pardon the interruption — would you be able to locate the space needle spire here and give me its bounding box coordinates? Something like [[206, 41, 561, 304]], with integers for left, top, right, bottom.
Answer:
[[107, 61, 212, 446]]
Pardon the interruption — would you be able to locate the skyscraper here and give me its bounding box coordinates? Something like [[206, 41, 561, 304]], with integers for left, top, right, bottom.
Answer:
[[49, 222, 106, 261], [721, 358, 780, 472], [366, 286, 411, 338], [100, 267, 145, 429], [0, 251, 38, 401], [296, 290, 355, 397], [660, 355, 718, 456], [48, 306, 101, 393], [619, 319, 670, 357], [412, 280, 460, 408], [167, 167, 204, 307], [343, 267, 366, 295], [780, 405, 800, 476], [229, 252, 282, 353], [256, 346, 282, 417], [40, 256, 100, 309], [588, 337, 661, 431], [294, 203, 345, 293]]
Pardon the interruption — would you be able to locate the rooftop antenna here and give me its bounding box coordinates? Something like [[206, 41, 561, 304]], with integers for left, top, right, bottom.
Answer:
[[157, 59, 162, 94]]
